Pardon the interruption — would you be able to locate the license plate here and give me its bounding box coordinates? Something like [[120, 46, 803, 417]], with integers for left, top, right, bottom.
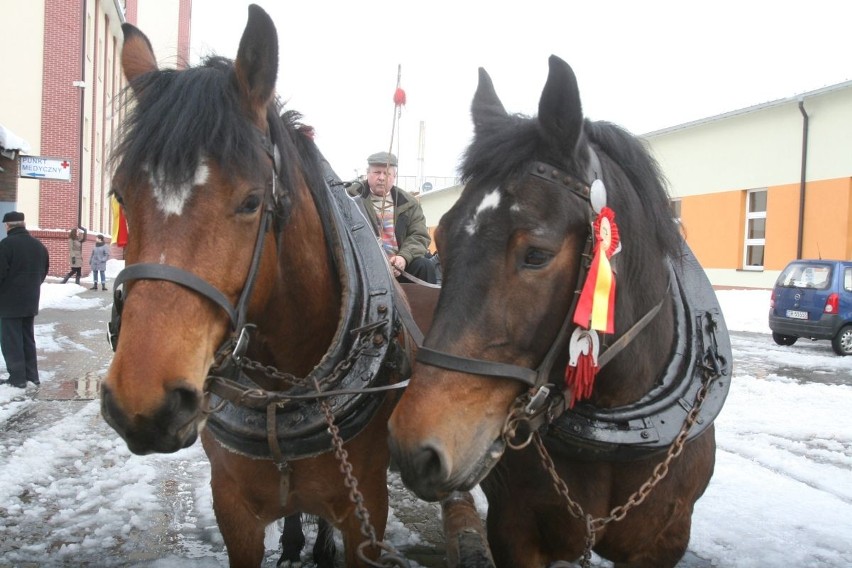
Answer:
[[786, 310, 808, 320]]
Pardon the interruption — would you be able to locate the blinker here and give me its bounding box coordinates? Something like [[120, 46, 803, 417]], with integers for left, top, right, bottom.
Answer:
[[590, 179, 607, 213]]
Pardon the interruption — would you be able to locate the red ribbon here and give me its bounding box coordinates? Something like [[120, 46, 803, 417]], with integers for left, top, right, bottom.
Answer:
[[573, 207, 619, 334], [565, 351, 597, 408], [565, 207, 620, 406]]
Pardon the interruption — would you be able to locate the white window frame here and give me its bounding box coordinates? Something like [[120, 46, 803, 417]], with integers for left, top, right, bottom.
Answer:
[[670, 198, 682, 225], [742, 188, 767, 271]]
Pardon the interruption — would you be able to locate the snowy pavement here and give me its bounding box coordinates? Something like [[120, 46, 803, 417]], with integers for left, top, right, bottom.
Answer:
[[0, 279, 850, 567]]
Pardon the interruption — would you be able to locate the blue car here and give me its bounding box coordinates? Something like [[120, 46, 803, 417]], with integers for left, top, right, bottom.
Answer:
[[768, 259, 852, 355]]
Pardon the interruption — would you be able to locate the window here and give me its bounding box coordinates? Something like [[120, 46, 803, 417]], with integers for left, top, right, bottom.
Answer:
[[670, 199, 682, 223], [743, 189, 766, 270], [779, 262, 831, 290]]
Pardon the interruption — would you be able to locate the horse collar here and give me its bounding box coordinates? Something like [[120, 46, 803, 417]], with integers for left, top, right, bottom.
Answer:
[[547, 246, 733, 460], [204, 156, 404, 460]]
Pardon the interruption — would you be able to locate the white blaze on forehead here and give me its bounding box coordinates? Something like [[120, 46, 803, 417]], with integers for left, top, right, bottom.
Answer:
[[150, 159, 210, 216], [465, 188, 502, 236]]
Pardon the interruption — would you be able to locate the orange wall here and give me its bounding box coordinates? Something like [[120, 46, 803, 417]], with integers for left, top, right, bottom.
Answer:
[[765, 178, 852, 266], [765, 183, 801, 270], [801, 178, 852, 260], [680, 191, 744, 268], [680, 177, 852, 271]]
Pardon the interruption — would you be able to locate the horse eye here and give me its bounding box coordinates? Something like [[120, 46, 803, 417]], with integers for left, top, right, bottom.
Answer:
[[237, 194, 262, 214], [523, 248, 554, 268]]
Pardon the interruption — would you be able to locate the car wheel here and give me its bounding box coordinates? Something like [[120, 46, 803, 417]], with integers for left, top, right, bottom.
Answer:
[[772, 332, 797, 346], [831, 324, 852, 356]]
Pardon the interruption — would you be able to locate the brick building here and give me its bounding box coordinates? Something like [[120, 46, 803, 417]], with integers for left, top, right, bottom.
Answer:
[[0, 0, 191, 276]]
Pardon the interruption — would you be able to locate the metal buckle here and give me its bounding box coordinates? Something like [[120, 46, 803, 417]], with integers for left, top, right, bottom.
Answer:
[[525, 385, 551, 416], [233, 325, 254, 361]]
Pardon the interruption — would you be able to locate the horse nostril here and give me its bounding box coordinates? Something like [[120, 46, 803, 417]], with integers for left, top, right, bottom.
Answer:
[[411, 441, 450, 485], [100, 384, 129, 435], [167, 384, 201, 417]]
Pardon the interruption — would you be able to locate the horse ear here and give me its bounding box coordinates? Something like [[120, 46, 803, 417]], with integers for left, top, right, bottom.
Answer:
[[471, 67, 509, 135], [233, 5, 279, 126], [121, 23, 158, 88], [537, 55, 583, 157]]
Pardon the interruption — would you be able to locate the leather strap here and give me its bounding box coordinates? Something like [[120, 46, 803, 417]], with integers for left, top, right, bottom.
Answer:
[[416, 346, 538, 387], [596, 277, 669, 369], [392, 284, 425, 347], [114, 263, 238, 326]]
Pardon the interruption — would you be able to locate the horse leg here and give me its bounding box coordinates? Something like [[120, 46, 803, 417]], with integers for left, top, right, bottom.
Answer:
[[311, 517, 337, 568], [605, 431, 716, 568], [203, 434, 272, 567], [277, 513, 306, 567], [610, 502, 693, 568], [210, 483, 267, 567]]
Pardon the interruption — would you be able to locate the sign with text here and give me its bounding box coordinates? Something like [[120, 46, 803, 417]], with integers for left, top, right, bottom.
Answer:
[[19, 156, 72, 181]]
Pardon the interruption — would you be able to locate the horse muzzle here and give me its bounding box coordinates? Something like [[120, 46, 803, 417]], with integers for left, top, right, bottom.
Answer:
[[101, 383, 202, 455], [389, 433, 506, 501]]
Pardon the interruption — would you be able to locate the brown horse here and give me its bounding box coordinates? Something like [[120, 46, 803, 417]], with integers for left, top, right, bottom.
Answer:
[[388, 56, 731, 567], [101, 6, 408, 567]]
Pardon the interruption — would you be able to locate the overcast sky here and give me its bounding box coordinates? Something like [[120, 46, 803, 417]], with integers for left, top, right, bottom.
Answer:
[[185, 0, 851, 182]]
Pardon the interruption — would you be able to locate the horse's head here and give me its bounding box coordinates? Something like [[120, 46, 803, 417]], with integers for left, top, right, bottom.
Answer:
[[101, 6, 330, 455], [388, 56, 682, 500]]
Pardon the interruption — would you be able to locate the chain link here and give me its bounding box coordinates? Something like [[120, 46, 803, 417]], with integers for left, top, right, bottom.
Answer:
[[236, 329, 375, 391], [533, 373, 713, 568], [316, 380, 408, 568], [214, 324, 405, 565]]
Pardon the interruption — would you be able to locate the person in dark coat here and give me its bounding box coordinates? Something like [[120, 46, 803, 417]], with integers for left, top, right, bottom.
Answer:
[[348, 151, 436, 284], [0, 211, 50, 388]]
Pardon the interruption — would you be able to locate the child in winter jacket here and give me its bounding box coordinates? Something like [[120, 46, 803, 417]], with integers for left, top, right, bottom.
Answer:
[[89, 234, 110, 290]]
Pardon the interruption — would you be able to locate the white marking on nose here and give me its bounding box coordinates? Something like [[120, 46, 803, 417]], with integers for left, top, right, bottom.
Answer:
[[150, 160, 209, 216], [465, 189, 501, 235], [159, 253, 166, 264]]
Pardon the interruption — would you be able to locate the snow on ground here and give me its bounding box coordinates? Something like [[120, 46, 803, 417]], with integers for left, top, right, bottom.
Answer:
[[0, 274, 850, 566]]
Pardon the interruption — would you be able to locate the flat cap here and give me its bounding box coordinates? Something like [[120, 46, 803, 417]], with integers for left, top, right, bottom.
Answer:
[[367, 151, 398, 167], [2, 211, 24, 223]]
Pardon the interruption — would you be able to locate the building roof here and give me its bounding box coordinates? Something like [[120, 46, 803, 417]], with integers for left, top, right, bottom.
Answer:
[[0, 124, 31, 153], [642, 79, 852, 138]]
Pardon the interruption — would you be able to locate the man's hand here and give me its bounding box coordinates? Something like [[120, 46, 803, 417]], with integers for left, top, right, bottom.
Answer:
[[390, 255, 406, 277]]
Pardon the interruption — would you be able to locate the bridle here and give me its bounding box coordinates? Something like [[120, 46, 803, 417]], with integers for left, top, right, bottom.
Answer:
[[415, 149, 667, 428], [108, 129, 282, 362]]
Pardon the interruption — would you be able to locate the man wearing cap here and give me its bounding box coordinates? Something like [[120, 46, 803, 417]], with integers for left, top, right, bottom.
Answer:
[[352, 151, 436, 284], [0, 211, 50, 388]]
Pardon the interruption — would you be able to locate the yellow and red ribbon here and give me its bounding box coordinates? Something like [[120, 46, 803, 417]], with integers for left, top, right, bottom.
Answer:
[[573, 207, 619, 334]]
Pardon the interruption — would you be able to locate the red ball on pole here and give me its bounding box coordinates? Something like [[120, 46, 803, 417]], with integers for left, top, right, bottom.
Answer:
[[393, 87, 407, 106]]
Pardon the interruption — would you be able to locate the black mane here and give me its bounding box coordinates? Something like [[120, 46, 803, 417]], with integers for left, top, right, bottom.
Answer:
[[110, 55, 321, 211], [584, 119, 682, 261], [460, 114, 682, 263]]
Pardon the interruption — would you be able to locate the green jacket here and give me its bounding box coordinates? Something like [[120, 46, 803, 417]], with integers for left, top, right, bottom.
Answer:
[[350, 182, 431, 265]]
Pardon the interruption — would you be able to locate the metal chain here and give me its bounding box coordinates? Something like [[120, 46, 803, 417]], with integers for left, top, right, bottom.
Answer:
[[317, 382, 409, 568], [211, 325, 406, 565], [534, 375, 713, 568], [238, 328, 376, 390]]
